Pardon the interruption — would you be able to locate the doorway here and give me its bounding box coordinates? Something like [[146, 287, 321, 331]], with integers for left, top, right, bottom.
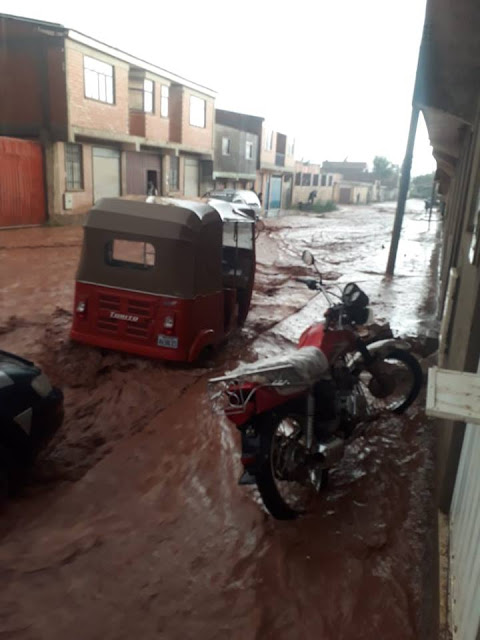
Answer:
[[147, 170, 159, 195]]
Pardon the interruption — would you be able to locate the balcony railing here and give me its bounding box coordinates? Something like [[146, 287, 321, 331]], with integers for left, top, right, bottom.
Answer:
[[275, 152, 285, 167]]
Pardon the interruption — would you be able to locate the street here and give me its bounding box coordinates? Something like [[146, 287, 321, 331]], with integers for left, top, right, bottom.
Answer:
[[0, 202, 440, 639]]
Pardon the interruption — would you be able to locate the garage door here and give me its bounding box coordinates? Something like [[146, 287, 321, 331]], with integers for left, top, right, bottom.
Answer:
[[0, 138, 46, 227], [339, 187, 352, 204], [93, 147, 121, 203], [184, 157, 199, 197]]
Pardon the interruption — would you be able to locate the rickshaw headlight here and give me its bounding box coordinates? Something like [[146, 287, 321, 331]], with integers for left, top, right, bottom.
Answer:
[[163, 315, 175, 329], [76, 300, 87, 318]]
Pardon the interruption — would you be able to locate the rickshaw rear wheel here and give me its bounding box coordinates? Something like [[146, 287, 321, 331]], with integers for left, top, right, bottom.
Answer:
[[197, 345, 215, 366]]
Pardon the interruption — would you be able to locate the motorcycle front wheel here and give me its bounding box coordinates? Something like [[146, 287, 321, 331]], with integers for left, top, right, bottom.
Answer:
[[255, 414, 326, 520], [356, 348, 422, 414]]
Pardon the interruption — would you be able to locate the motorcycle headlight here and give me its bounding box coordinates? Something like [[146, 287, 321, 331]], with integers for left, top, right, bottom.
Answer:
[[31, 373, 53, 398]]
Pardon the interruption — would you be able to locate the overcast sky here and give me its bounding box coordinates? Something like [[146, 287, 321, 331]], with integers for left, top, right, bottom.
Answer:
[[2, 0, 436, 175]]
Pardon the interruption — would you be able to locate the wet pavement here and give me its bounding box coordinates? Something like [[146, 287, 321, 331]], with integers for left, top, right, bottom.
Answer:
[[0, 201, 440, 639]]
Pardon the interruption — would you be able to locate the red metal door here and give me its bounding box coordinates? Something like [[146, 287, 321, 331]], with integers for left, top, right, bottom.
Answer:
[[0, 137, 46, 227]]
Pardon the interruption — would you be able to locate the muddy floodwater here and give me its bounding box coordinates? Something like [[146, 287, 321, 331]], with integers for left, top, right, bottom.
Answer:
[[0, 202, 440, 639]]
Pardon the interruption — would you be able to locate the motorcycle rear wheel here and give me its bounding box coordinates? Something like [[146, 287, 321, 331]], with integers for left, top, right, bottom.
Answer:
[[255, 414, 327, 520]]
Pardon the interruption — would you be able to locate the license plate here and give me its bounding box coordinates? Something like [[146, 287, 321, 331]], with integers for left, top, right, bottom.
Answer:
[[157, 334, 178, 349]]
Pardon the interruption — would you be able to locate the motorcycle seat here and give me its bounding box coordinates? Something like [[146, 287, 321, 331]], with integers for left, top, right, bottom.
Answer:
[[224, 346, 329, 387]]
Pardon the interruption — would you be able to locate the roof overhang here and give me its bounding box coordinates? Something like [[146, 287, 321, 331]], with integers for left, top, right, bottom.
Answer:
[[414, 0, 480, 184]]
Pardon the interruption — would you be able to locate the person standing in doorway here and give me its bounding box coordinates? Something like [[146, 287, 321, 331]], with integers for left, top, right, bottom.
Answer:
[[147, 181, 158, 196]]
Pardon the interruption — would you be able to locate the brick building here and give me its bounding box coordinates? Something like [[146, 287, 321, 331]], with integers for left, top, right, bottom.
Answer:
[[0, 14, 215, 218], [256, 123, 295, 212]]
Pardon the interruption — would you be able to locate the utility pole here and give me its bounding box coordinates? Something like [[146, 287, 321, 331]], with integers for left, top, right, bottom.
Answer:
[[386, 106, 420, 275]]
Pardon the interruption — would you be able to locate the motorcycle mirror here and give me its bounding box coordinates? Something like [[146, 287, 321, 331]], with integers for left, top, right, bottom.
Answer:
[[302, 250, 315, 266]]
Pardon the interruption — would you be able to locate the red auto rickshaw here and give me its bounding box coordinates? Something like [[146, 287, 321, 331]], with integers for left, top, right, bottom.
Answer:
[[70, 197, 255, 362]]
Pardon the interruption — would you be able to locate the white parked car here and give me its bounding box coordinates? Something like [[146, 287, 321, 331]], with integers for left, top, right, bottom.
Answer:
[[204, 190, 262, 219]]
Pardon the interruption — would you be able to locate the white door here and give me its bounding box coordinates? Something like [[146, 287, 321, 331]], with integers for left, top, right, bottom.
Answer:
[[450, 424, 480, 640], [184, 157, 199, 197], [93, 147, 121, 202], [429, 361, 480, 640]]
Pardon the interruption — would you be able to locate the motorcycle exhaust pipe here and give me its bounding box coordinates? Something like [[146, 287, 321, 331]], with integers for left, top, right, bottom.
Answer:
[[317, 437, 345, 466]]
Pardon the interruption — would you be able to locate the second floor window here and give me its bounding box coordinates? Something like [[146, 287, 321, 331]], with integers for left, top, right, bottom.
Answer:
[[65, 143, 83, 190], [170, 156, 179, 190], [302, 174, 311, 186], [321, 174, 327, 186], [84, 56, 114, 104], [190, 96, 206, 128], [143, 79, 154, 113], [161, 85, 169, 117], [264, 130, 274, 151], [246, 141, 254, 159], [313, 174, 319, 186], [222, 137, 231, 156], [295, 172, 301, 186], [328, 175, 333, 186], [129, 77, 154, 113]]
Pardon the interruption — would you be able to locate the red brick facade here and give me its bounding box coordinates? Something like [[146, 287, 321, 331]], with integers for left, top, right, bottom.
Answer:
[[181, 90, 215, 152], [1, 15, 215, 217], [0, 19, 67, 139], [144, 81, 170, 142], [66, 42, 129, 136]]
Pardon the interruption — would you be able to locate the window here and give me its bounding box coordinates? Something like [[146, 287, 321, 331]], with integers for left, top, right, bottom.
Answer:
[[143, 79, 154, 113], [246, 141, 254, 160], [190, 96, 206, 127], [170, 155, 179, 190], [295, 172, 301, 186], [313, 174, 319, 186], [301, 173, 311, 186], [264, 130, 274, 151], [161, 85, 169, 117], [84, 56, 114, 104], [65, 143, 83, 190], [129, 77, 154, 113], [222, 137, 231, 156], [321, 174, 327, 186], [107, 239, 155, 269], [328, 175, 333, 186]]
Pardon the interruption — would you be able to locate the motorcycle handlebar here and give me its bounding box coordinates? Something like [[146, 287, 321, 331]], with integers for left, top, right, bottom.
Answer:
[[295, 277, 319, 290]]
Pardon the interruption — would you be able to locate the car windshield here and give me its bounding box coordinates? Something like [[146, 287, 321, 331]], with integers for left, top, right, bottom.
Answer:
[[236, 191, 260, 206], [210, 192, 234, 202]]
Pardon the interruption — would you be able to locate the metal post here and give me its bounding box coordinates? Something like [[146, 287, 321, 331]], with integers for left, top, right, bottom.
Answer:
[[428, 177, 436, 228], [386, 106, 420, 275]]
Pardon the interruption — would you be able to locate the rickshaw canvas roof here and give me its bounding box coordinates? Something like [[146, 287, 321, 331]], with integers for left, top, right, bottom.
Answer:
[[207, 199, 255, 224], [85, 197, 221, 241]]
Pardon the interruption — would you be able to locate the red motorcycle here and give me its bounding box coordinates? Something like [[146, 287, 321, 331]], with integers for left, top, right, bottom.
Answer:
[[209, 250, 422, 520]]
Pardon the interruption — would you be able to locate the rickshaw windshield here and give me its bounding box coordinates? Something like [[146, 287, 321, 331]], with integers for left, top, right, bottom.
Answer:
[[221, 218, 255, 289], [222, 220, 254, 251]]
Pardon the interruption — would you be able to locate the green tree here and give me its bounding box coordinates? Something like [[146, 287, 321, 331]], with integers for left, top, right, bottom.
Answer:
[[373, 156, 399, 185], [410, 173, 435, 199]]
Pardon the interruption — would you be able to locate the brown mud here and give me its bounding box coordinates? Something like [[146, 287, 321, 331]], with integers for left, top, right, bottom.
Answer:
[[0, 202, 440, 639]]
